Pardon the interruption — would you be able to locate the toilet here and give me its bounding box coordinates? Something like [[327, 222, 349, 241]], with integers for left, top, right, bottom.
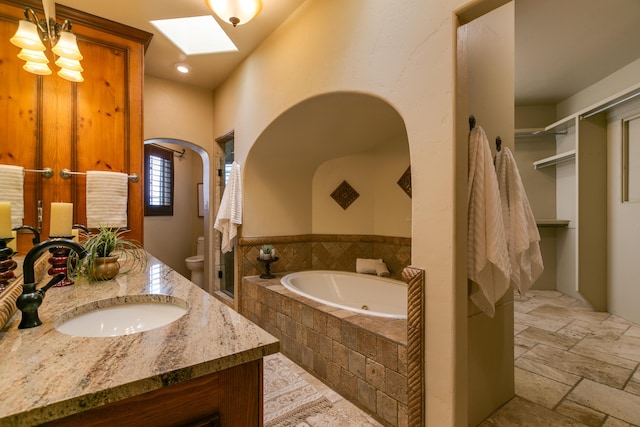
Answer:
[[185, 236, 205, 288]]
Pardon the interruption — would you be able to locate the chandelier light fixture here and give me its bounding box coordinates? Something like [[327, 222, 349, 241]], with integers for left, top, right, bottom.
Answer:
[[9, 0, 83, 82], [204, 0, 263, 27]]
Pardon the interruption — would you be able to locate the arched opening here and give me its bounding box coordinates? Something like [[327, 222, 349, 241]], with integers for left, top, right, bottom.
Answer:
[[244, 91, 410, 239], [238, 91, 411, 423], [143, 138, 211, 291]]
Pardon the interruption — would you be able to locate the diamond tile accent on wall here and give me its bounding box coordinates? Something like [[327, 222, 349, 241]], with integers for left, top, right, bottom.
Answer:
[[330, 180, 360, 210], [397, 166, 411, 198]]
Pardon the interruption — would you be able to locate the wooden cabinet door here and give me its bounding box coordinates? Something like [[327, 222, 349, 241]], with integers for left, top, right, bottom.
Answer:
[[0, 4, 44, 251], [0, 0, 151, 247]]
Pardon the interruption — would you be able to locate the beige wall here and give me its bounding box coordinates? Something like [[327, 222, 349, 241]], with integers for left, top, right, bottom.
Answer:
[[461, 3, 515, 425], [312, 140, 411, 237], [210, 0, 475, 423], [557, 57, 640, 119]]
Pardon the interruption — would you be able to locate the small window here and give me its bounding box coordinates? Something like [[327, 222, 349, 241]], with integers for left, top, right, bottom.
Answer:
[[144, 144, 174, 216]]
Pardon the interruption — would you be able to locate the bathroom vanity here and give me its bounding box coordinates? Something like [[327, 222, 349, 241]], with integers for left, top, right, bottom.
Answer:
[[0, 253, 279, 426]]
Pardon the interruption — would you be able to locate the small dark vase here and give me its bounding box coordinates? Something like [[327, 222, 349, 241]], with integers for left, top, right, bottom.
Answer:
[[90, 256, 120, 281]]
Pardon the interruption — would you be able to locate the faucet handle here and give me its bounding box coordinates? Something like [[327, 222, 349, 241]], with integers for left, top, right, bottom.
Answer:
[[17, 273, 65, 329]]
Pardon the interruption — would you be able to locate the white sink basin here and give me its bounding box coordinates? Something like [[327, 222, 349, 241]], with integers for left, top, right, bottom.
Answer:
[[55, 296, 188, 337]]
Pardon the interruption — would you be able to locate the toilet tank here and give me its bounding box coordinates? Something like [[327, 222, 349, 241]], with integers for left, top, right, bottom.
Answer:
[[196, 236, 205, 256]]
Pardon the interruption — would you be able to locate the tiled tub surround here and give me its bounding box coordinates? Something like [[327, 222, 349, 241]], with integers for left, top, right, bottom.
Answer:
[[0, 253, 279, 426], [240, 234, 411, 281], [241, 274, 409, 427]]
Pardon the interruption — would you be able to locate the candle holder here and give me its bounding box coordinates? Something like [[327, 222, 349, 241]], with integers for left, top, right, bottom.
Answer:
[[47, 236, 76, 287], [0, 238, 17, 290], [257, 256, 279, 279], [13, 225, 41, 245]]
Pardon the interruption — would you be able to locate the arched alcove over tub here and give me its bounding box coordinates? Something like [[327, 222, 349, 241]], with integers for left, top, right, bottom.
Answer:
[[238, 91, 421, 425]]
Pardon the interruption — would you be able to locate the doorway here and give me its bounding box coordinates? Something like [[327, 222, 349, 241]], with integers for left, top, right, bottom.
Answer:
[[143, 138, 211, 289], [216, 132, 235, 297]]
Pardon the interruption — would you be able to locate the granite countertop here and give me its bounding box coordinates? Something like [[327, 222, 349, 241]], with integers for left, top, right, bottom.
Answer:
[[0, 252, 279, 426]]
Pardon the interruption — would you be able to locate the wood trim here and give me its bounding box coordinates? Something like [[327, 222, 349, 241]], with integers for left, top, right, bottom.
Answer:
[[0, 0, 153, 50], [215, 130, 235, 144], [402, 266, 425, 427]]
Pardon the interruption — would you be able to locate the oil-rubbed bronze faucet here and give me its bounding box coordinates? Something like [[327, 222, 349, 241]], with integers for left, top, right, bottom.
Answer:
[[16, 239, 88, 329]]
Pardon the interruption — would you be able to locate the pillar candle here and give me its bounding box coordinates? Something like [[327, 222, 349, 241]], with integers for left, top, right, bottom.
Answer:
[[0, 202, 11, 238], [50, 202, 73, 237]]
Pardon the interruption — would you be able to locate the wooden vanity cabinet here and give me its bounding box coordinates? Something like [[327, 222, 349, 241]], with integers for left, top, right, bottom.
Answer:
[[0, 0, 151, 247], [41, 359, 264, 427]]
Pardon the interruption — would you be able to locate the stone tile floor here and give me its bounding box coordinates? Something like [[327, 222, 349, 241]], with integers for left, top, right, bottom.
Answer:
[[269, 352, 384, 426], [482, 290, 640, 427], [272, 289, 640, 426]]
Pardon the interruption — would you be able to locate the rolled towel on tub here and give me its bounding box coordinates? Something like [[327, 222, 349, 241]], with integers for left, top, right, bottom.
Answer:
[[356, 258, 383, 275], [375, 261, 390, 277]]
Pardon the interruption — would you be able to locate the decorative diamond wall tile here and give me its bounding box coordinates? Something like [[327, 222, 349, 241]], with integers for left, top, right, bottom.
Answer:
[[330, 180, 360, 210], [397, 166, 411, 198]]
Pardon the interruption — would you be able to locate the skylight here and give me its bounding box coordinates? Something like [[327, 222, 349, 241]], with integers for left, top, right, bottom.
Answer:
[[150, 16, 237, 55]]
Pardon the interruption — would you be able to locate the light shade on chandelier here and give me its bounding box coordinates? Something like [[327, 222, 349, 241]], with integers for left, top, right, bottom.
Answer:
[[9, 2, 84, 82], [204, 0, 263, 27]]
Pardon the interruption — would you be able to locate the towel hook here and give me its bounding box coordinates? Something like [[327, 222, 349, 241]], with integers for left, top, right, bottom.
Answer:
[[495, 136, 502, 152], [469, 115, 476, 130]]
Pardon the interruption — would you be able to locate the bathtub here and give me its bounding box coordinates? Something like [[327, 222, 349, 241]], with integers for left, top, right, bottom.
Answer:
[[280, 270, 407, 319]]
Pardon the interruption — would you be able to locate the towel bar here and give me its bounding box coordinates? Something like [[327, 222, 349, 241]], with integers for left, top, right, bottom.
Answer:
[[59, 168, 139, 183], [24, 167, 54, 178]]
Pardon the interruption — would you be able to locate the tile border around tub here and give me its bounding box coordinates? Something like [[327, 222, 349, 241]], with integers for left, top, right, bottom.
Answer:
[[403, 266, 425, 427]]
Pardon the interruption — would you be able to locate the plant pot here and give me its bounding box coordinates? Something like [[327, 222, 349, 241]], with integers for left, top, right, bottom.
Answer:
[[90, 256, 120, 281]]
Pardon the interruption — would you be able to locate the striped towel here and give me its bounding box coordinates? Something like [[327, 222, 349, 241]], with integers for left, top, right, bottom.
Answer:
[[86, 171, 128, 228], [467, 127, 511, 317], [0, 165, 24, 227], [495, 146, 544, 296]]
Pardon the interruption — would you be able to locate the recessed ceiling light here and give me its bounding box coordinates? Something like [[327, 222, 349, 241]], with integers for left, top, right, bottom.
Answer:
[[150, 16, 238, 55], [175, 63, 192, 74]]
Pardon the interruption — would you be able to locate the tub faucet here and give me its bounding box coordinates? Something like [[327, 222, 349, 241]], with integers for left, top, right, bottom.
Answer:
[[16, 239, 88, 329]]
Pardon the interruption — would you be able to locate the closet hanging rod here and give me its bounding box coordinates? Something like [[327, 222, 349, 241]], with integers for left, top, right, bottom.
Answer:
[[515, 130, 567, 138], [149, 143, 186, 158], [24, 167, 53, 178], [59, 168, 139, 183], [580, 90, 640, 120]]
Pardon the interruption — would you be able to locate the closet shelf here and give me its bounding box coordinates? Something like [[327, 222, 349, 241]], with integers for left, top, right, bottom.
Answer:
[[536, 219, 570, 228], [533, 149, 576, 169]]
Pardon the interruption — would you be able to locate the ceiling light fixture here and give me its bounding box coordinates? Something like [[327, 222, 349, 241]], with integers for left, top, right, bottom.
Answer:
[[9, 0, 84, 82], [204, 0, 263, 27], [175, 63, 192, 74]]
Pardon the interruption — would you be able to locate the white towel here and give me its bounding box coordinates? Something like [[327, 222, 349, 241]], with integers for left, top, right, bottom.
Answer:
[[495, 146, 544, 296], [467, 127, 511, 317], [375, 261, 390, 277], [356, 258, 383, 275], [0, 165, 24, 227], [86, 171, 128, 228], [215, 162, 242, 253]]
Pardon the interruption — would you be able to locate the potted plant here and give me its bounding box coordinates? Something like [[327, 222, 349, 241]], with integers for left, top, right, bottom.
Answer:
[[73, 226, 146, 281], [260, 244, 273, 260]]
